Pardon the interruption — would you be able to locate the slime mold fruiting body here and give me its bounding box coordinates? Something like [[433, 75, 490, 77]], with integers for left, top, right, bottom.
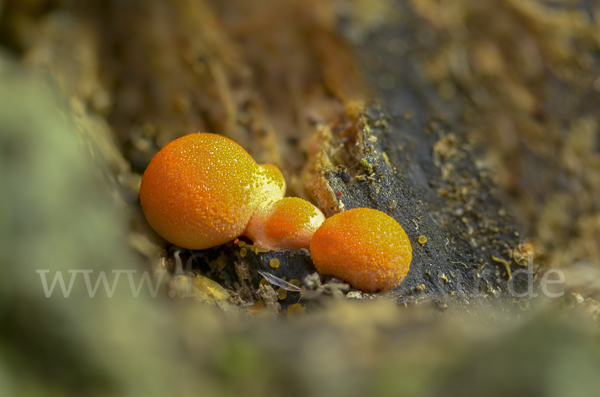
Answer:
[[310, 208, 412, 292], [142, 133, 413, 294], [244, 197, 325, 250], [140, 133, 284, 250]]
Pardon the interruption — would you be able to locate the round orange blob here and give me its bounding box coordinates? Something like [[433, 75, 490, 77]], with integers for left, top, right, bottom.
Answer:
[[244, 197, 325, 250], [310, 208, 412, 292], [254, 164, 286, 208], [140, 133, 260, 249]]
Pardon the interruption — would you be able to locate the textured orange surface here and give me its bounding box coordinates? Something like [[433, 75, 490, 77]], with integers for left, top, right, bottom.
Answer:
[[310, 208, 413, 292], [265, 197, 324, 249], [140, 133, 260, 249], [245, 197, 325, 250]]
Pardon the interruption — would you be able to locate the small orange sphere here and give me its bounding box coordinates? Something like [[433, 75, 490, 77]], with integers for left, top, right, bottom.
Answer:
[[310, 208, 412, 292], [254, 164, 286, 208], [244, 197, 325, 250], [140, 133, 261, 249]]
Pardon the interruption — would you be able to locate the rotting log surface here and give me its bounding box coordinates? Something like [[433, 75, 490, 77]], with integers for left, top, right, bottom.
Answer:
[[181, 2, 530, 307], [190, 103, 526, 308]]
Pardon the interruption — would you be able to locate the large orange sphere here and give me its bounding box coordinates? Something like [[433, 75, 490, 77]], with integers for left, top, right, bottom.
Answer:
[[310, 208, 412, 292], [140, 133, 263, 249]]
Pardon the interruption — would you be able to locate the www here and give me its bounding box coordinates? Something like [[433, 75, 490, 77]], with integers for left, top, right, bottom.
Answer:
[[36, 270, 166, 298]]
